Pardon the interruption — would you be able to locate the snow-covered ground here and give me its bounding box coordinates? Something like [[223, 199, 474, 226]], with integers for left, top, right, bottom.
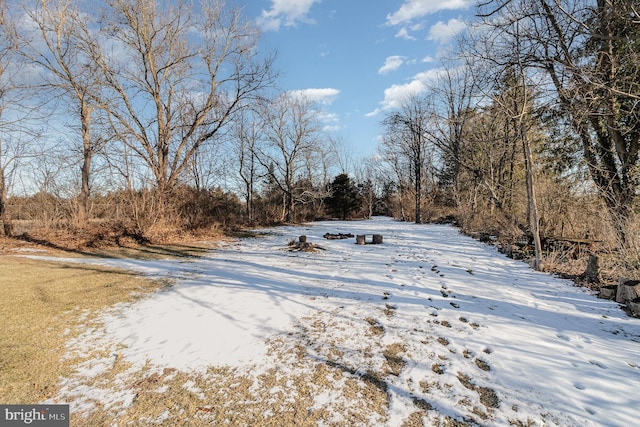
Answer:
[[38, 217, 640, 425]]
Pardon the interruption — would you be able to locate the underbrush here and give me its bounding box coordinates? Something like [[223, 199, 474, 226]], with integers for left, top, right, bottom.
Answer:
[[10, 220, 226, 255], [431, 201, 640, 288]]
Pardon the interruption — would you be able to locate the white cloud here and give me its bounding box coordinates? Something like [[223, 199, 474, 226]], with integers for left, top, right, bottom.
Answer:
[[257, 0, 321, 31], [313, 110, 341, 132], [288, 88, 341, 105], [378, 56, 406, 75], [366, 69, 443, 116], [395, 27, 416, 40], [427, 18, 467, 43], [397, 21, 426, 40], [386, 0, 474, 26], [365, 108, 383, 118]]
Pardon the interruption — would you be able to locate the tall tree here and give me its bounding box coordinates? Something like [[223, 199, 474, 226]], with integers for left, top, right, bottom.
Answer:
[[234, 107, 260, 222], [0, 0, 13, 235], [429, 63, 476, 196], [325, 173, 361, 220], [0, 0, 26, 235], [379, 132, 411, 221], [494, 63, 543, 270], [254, 94, 322, 223], [23, 0, 106, 226], [478, 0, 640, 246], [382, 95, 433, 223], [94, 0, 274, 202]]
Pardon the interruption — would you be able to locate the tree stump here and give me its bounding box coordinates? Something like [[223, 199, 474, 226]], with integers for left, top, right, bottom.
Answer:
[[299, 235, 307, 243], [372, 234, 383, 244], [628, 298, 640, 318], [582, 254, 600, 284], [615, 278, 640, 304], [598, 285, 617, 300], [356, 235, 366, 245]]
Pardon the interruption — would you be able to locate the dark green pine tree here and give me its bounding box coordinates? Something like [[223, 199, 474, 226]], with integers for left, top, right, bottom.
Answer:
[[326, 173, 361, 220]]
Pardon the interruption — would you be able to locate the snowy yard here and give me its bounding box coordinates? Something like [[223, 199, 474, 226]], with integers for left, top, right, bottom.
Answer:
[[38, 217, 640, 426]]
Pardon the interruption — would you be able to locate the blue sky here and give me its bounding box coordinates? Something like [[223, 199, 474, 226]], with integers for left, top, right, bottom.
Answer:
[[240, 0, 476, 159]]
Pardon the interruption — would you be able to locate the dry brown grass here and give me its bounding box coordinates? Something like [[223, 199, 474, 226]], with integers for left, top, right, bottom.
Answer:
[[0, 256, 162, 405], [7, 221, 222, 255], [0, 252, 395, 426], [64, 320, 392, 426]]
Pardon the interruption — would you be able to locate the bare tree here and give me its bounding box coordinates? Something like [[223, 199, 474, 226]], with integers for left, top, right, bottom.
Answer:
[[378, 132, 411, 221], [233, 106, 261, 222], [354, 156, 385, 219], [382, 95, 433, 223], [460, 15, 544, 268], [94, 0, 274, 205], [0, 0, 29, 235], [428, 63, 476, 196], [478, 0, 640, 246], [254, 94, 323, 223], [22, 0, 107, 226], [493, 63, 543, 269], [0, 1, 14, 235]]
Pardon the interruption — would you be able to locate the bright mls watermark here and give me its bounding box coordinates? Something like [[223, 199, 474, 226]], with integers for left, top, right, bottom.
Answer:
[[0, 405, 69, 426]]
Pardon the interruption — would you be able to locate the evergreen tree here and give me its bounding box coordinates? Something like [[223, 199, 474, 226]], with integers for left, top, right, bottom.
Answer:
[[326, 173, 361, 220]]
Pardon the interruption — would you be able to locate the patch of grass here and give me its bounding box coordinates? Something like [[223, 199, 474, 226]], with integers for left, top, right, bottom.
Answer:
[[0, 256, 162, 404], [437, 337, 450, 346], [475, 358, 491, 372], [89, 243, 215, 260], [456, 372, 500, 409], [365, 317, 385, 336], [383, 343, 406, 376], [443, 415, 475, 427], [457, 372, 475, 391], [402, 411, 428, 427], [383, 304, 397, 317], [477, 386, 500, 408], [509, 417, 538, 427], [412, 397, 433, 411], [471, 405, 489, 420]]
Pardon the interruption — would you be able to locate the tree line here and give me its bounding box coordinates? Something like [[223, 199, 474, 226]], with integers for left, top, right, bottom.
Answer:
[[378, 0, 639, 271], [1, 0, 639, 274]]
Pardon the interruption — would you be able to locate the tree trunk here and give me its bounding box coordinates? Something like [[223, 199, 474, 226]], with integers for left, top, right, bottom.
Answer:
[[582, 254, 601, 284], [285, 190, 294, 223], [78, 102, 94, 227], [598, 285, 617, 300], [78, 148, 91, 226], [414, 158, 421, 224], [615, 278, 640, 304], [0, 168, 9, 237], [522, 123, 542, 271]]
